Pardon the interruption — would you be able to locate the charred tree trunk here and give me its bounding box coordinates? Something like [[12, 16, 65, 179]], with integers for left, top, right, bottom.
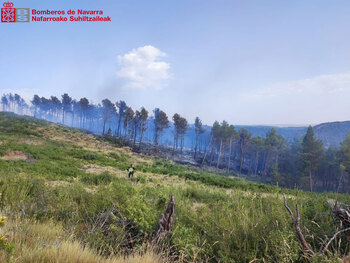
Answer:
[[102, 119, 106, 135], [209, 147, 215, 166], [62, 109, 65, 124], [227, 137, 233, 174], [194, 132, 199, 159], [239, 151, 244, 174], [154, 195, 175, 242], [216, 139, 223, 169], [139, 126, 144, 149], [133, 126, 137, 146], [173, 130, 177, 155], [254, 151, 260, 175], [201, 134, 213, 167], [180, 134, 184, 153], [309, 165, 313, 192]]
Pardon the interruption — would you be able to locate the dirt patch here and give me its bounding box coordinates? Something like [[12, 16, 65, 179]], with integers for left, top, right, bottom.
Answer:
[[81, 164, 126, 178], [19, 138, 44, 146], [226, 189, 296, 200], [84, 186, 98, 194], [45, 181, 71, 188], [191, 202, 205, 211], [1, 151, 29, 161]]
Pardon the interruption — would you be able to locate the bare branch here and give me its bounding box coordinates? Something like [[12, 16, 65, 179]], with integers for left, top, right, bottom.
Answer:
[[283, 194, 295, 220], [283, 194, 315, 256], [320, 227, 350, 254]]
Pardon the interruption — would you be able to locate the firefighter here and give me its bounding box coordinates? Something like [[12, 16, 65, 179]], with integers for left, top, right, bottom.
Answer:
[[127, 164, 135, 178]]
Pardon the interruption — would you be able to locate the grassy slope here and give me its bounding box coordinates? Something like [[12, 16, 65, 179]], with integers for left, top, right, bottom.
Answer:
[[0, 112, 348, 262]]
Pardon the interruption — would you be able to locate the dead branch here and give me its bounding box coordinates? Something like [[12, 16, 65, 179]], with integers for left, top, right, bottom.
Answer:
[[320, 227, 350, 254], [331, 202, 350, 227], [283, 194, 315, 256], [155, 194, 175, 242], [284, 195, 350, 260]]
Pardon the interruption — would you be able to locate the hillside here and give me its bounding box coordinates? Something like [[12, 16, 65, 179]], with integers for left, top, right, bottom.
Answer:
[[235, 122, 350, 147], [97, 118, 348, 150], [313, 121, 350, 147], [178, 121, 350, 151], [236, 125, 307, 141], [0, 113, 349, 262]]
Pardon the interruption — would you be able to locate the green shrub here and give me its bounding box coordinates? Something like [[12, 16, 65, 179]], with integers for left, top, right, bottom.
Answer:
[[82, 153, 98, 160], [135, 175, 146, 184], [80, 172, 113, 185]]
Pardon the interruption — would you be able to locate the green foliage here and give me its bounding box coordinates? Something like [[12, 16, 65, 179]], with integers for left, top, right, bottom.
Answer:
[[340, 132, 350, 173], [0, 216, 15, 260], [135, 174, 146, 184], [82, 152, 98, 160], [80, 172, 113, 185], [301, 126, 325, 168]]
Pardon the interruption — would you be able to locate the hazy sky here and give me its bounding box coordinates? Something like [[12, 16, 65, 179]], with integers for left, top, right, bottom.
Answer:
[[1, 0, 350, 126]]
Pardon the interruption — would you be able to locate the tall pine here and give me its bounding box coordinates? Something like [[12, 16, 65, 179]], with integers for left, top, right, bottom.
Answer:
[[300, 126, 324, 191]]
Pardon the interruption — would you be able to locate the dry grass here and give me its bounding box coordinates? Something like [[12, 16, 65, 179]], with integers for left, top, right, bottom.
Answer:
[[38, 125, 154, 167], [81, 164, 125, 178], [80, 164, 186, 188], [18, 138, 44, 146], [17, 241, 164, 263], [190, 202, 205, 212], [45, 180, 71, 188], [0, 218, 165, 263], [1, 151, 28, 161]]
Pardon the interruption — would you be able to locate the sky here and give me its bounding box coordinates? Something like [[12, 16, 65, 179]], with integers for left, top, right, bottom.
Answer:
[[1, 0, 350, 126]]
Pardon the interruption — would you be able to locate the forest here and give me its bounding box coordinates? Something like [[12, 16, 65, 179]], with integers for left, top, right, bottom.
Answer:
[[1, 92, 350, 193]]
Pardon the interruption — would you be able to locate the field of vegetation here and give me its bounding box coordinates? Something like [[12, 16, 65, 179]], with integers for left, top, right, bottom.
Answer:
[[0, 112, 349, 262]]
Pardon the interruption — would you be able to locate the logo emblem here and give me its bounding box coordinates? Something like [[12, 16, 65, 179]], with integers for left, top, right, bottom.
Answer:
[[1, 2, 15, 22], [16, 8, 29, 22], [1, 2, 30, 22]]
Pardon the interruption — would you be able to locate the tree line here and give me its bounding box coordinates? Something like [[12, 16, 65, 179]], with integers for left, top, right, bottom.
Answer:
[[1, 92, 350, 193]]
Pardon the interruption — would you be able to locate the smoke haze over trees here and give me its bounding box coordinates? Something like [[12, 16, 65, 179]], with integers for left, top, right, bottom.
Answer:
[[2, 92, 350, 193]]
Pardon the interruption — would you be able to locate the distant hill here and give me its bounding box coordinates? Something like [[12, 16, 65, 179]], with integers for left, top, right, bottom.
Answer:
[[162, 121, 350, 149], [238, 121, 350, 147], [313, 121, 350, 147], [236, 125, 307, 142]]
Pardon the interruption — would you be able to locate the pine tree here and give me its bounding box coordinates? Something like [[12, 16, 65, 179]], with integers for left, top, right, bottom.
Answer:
[[226, 124, 237, 173], [138, 107, 148, 148], [300, 126, 324, 192], [61, 93, 72, 125], [116, 101, 127, 137], [172, 113, 181, 153], [239, 128, 251, 173], [194, 117, 205, 159], [124, 107, 134, 140], [31, 95, 41, 117], [101, 99, 115, 135], [340, 132, 350, 191], [154, 108, 169, 146]]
